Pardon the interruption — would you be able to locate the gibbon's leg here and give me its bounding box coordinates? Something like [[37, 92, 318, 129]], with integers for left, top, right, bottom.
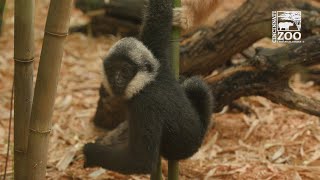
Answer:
[[84, 107, 162, 174], [83, 136, 158, 174], [95, 121, 129, 145], [173, 0, 219, 30], [173, 7, 190, 29]]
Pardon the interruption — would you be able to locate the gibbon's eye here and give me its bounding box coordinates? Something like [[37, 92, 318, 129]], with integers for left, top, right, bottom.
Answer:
[[143, 62, 153, 72]]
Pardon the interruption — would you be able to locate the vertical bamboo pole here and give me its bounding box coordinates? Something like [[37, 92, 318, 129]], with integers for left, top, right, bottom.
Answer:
[[13, 0, 35, 179], [168, 0, 181, 179], [26, 0, 72, 179], [168, 160, 179, 180], [171, 0, 181, 79], [0, 0, 6, 35], [151, 155, 162, 180]]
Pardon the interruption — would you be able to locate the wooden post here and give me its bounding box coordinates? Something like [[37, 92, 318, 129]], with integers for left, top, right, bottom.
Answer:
[[13, 0, 35, 179], [168, 0, 181, 179], [26, 0, 72, 179]]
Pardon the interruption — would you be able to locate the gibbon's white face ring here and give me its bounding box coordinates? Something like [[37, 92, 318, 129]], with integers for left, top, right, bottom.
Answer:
[[102, 37, 160, 99]]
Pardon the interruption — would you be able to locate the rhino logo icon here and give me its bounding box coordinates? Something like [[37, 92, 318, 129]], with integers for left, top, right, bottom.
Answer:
[[272, 11, 302, 43], [278, 22, 294, 31], [276, 11, 301, 31]]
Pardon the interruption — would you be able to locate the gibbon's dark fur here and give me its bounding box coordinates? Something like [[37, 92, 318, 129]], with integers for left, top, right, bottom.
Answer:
[[83, 0, 213, 175], [92, 76, 212, 158]]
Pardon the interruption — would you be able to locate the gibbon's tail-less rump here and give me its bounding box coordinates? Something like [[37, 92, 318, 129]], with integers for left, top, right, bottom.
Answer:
[[181, 76, 213, 136], [83, 0, 213, 175]]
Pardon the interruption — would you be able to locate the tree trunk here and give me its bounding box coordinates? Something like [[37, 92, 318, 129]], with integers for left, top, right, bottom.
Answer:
[[13, 0, 35, 179], [26, 1, 72, 179]]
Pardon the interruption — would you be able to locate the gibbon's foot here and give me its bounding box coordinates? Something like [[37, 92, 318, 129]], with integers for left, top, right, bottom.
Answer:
[[95, 121, 129, 145], [173, 7, 191, 29], [83, 143, 98, 168]]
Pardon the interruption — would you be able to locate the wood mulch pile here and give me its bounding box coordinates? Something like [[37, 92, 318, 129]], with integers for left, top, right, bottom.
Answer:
[[0, 0, 319, 179]]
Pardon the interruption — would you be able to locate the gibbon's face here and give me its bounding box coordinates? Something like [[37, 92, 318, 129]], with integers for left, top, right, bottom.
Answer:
[[103, 56, 138, 96], [102, 37, 160, 98]]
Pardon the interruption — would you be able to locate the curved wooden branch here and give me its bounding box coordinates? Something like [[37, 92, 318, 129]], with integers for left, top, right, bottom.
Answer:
[[206, 36, 320, 116], [266, 88, 320, 116]]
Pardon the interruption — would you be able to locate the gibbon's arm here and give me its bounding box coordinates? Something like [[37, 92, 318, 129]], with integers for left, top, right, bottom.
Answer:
[[83, 108, 162, 174], [139, 0, 172, 62], [84, 102, 162, 174]]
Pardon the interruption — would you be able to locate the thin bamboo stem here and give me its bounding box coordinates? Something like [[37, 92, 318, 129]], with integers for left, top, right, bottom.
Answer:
[[151, 155, 162, 180], [171, 27, 180, 78], [168, 160, 179, 180], [26, 1, 72, 179], [3, 82, 13, 180], [0, 0, 6, 35], [13, 0, 35, 179], [168, 0, 181, 179]]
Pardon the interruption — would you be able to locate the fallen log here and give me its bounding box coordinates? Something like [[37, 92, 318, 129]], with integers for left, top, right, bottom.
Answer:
[[207, 35, 320, 115], [179, 0, 320, 75]]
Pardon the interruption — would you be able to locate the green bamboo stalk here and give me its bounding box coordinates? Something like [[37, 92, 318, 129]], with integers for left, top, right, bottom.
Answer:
[[171, 0, 180, 78], [0, 0, 6, 35], [13, 0, 35, 179], [168, 0, 181, 179], [168, 160, 179, 180], [150, 155, 162, 180], [26, 0, 72, 179]]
